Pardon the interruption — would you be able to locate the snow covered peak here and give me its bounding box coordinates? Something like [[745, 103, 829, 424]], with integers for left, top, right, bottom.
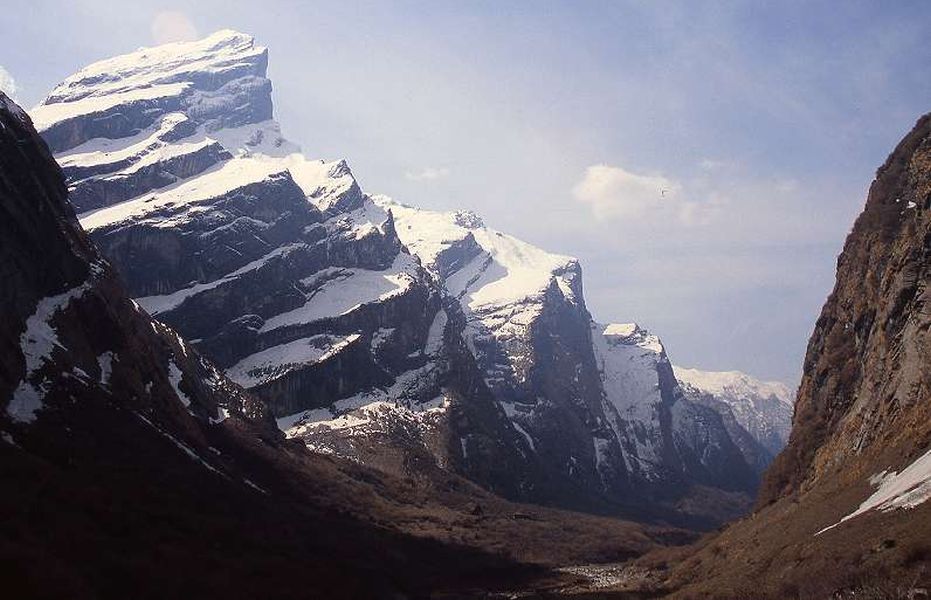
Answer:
[[674, 365, 795, 456], [41, 30, 264, 106], [31, 31, 272, 154], [601, 323, 665, 354], [376, 197, 580, 307], [29, 30, 775, 521], [32, 28, 374, 236], [673, 366, 793, 408]]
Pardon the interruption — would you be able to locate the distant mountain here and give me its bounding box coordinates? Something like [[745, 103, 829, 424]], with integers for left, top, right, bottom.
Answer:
[[675, 366, 794, 466], [32, 30, 770, 525], [653, 112, 931, 597]]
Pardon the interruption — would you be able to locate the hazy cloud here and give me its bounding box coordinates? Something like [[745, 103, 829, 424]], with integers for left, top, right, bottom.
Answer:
[[151, 11, 198, 45], [404, 167, 450, 182], [572, 164, 693, 222], [0, 65, 17, 99]]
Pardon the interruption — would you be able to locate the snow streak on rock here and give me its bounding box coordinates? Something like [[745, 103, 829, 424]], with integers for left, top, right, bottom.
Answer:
[[8, 279, 93, 423]]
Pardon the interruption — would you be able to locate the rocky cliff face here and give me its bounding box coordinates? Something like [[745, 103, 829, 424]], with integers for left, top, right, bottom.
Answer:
[[761, 112, 931, 507], [592, 324, 758, 492], [32, 30, 769, 524], [0, 90, 261, 442], [652, 113, 931, 598]]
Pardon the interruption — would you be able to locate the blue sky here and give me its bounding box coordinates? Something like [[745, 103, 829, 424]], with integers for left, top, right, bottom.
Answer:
[[3, 1, 930, 383]]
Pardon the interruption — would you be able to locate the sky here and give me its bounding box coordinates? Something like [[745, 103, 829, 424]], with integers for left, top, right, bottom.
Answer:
[[2, 1, 930, 384]]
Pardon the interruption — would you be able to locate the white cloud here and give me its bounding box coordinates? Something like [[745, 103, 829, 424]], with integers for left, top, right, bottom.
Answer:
[[570, 163, 734, 229], [404, 167, 450, 181], [151, 11, 198, 45], [0, 65, 18, 100], [572, 164, 683, 221]]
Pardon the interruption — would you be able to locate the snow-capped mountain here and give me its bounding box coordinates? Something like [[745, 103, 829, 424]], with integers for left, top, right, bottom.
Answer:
[[32, 30, 768, 522], [0, 90, 418, 596], [591, 323, 758, 490], [675, 365, 794, 458]]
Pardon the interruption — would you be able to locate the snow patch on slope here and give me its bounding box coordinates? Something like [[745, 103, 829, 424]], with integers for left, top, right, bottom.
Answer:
[[284, 396, 449, 443], [137, 243, 307, 315], [286, 156, 359, 211], [168, 359, 191, 408], [56, 112, 190, 170], [97, 352, 115, 385], [817, 447, 931, 535], [227, 333, 361, 387], [210, 119, 299, 158], [78, 157, 287, 230], [7, 280, 93, 423], [31, 83, 189, 131], [425, 309, 448, 356], [259, 253, 419, 332]]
